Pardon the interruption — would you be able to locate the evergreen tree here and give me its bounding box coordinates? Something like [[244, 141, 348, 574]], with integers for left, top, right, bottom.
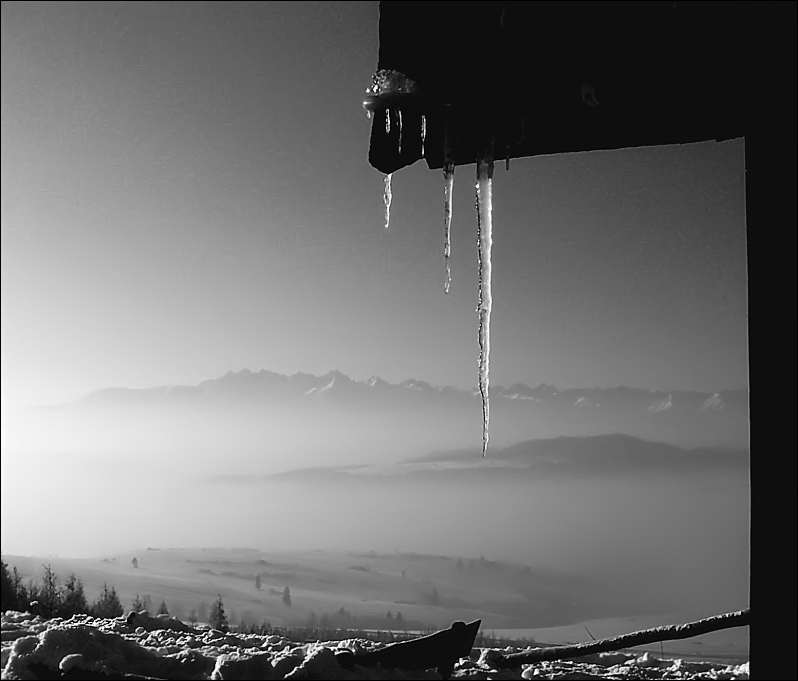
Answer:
[[92, 584, 123, 618], [282, 586, 291, 607], [386, 610, 394, 622], [143, 594, 153, 614], [157, 599, 169, 616], [395, 611, 404, 629], [39, 564, 62, 619], [307, 611, 317, 628], [132, 594, 146, 613], [1, 558, 18, 612], [255, 574, 262, 591], [11, 568, 28, 611], [60, 574, 89, 618], [188, 609, 198, 624], [429, 588, 440, 605], [456, 558, 464, 571], [208, 594, 229, 632]]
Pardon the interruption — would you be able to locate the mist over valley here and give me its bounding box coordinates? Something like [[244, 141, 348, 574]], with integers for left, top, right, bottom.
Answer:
[[1, 368, 749, 638]]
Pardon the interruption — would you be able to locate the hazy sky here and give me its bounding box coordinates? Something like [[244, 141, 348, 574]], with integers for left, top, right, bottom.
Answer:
[[1, 1, 748, 408]]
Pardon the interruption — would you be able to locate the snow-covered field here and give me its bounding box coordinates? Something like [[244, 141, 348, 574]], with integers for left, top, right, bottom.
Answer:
[[1, 610, 749, 680]]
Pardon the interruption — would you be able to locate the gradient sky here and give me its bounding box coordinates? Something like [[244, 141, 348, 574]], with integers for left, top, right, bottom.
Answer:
[[1, 1, 748, 408]]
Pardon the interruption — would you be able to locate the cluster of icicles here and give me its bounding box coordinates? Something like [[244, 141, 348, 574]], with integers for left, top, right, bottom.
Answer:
[[365, 71, 494, 456]]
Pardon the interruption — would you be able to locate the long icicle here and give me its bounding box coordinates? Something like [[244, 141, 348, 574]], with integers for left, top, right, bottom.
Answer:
[[443, 111, 454, 294], [443, 164, 454, 294], [383, 173, 393, 229], [475, 156, 494, 457]]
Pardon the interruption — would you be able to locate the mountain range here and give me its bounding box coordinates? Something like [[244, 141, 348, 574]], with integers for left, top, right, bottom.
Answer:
[[8, 369, 748, 460], [77, 367, 748, 416]]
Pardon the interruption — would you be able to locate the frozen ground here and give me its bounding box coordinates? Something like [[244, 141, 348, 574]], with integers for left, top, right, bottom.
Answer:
[[1, 610, 749, 680]]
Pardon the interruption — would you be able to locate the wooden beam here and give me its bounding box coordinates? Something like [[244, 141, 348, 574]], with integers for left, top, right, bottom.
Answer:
[[494, 609, 750, 669]]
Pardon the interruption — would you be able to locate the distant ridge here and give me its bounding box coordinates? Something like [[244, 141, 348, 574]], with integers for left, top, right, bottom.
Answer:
[[76, 368, 748, 415], [229, 433, 749, 485], [0, 368, 740, 452]]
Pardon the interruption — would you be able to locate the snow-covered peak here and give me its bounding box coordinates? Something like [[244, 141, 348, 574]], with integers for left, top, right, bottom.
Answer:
[[648, 394, 673, 412], [701, 393, 724, 411], [319, 370, 353, 384], [531, 383, 559, 398], [303, 370, 358, 397], [398, 378, 435, 392]]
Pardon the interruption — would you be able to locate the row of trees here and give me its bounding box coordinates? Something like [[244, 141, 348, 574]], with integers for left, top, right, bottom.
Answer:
[[305, 607, 407, 629], [1, 559, 123, 619], [299, 605, 424, 632], [0, 558, 234, 635], [2, 559, 452, 642]]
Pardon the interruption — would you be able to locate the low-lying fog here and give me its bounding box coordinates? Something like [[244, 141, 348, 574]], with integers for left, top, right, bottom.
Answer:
[[2, 406, 749, 625]]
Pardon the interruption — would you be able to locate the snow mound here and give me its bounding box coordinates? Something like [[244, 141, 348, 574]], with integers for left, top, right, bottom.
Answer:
[[0, 611, 749, 680], [126, 610, 194, 634]]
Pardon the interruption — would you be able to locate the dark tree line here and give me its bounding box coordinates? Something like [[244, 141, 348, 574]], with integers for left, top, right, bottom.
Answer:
[[1, 559, 123, 619]]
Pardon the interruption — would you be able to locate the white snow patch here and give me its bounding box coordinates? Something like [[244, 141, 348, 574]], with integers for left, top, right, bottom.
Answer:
[[1, 611, 749, 680]]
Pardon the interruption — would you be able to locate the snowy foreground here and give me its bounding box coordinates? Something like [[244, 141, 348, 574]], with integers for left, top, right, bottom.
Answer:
[[1, 611, 749, 681]]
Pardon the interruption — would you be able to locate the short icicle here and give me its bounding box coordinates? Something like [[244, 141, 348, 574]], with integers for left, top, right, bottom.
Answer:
[[420, 114, 427, 158], [397, 109, 403, 155], [383, 173, 393, 230], [475, 156, 494, 457]]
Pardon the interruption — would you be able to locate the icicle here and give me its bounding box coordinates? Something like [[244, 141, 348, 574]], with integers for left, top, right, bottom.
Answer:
[[443, 112, 454, 294], [397, 109, 403, 155], [385, 109, 391, 134], [383, 173, 393, 229], [475, 156, 494, 457], [420, 114, 427, 158], [443, 164, 454, 294]]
